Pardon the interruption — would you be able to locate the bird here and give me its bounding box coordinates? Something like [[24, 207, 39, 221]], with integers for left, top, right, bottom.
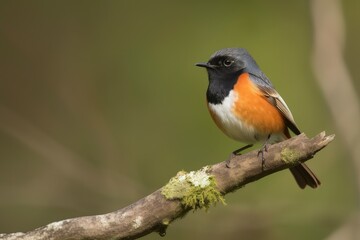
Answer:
[[196, 48, 320, 189]]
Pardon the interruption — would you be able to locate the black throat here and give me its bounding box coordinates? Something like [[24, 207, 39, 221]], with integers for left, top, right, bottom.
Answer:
[[206, 72, 239, 105]]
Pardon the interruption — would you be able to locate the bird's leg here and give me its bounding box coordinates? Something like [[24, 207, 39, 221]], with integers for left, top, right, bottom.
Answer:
[[226, 144, 253, 168], [232, 144, 254, 155], [258, 135, 271, 170]]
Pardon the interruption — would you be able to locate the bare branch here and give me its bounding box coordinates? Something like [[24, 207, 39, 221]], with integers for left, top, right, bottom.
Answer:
[[0, 132, 334, 240]]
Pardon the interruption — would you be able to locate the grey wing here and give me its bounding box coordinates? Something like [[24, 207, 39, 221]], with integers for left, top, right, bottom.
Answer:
[[258, 85, 301, 135]]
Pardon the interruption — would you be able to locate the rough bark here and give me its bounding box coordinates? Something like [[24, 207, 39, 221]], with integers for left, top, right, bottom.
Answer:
[[0, 132, 334, 240]]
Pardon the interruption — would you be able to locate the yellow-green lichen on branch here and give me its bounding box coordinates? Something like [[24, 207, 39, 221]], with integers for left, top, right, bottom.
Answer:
[[280, 148, 301, 165], [161, 166, 225, 211]]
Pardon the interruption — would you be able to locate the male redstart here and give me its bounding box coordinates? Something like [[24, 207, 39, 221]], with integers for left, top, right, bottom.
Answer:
[[196, 48, 320, 189]]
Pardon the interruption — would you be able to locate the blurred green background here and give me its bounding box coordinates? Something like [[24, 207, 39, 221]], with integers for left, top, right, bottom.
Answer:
[[0, 0, 359, 239]]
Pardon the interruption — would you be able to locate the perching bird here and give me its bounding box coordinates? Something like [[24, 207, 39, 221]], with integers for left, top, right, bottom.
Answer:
[[196, 48, 320, 189]]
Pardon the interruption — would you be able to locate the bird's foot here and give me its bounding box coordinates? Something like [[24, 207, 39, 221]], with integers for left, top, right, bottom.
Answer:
[[257, 143, 270, 170], [226, 144, 253, 168]]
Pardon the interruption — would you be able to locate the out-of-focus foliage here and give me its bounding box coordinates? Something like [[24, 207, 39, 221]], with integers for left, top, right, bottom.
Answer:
[[0, 1, 358, 239]]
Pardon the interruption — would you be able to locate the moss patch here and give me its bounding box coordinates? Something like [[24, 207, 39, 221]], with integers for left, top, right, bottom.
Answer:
[[281, 148, 301, 165], [161, 167, 225, 211]]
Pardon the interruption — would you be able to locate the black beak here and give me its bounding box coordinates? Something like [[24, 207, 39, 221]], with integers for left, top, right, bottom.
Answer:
[[195, 62, 215, 69], [195, 62, 208, 68]]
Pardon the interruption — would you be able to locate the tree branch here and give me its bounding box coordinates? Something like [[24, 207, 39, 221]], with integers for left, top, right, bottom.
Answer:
[[0, 132, 334, 240]]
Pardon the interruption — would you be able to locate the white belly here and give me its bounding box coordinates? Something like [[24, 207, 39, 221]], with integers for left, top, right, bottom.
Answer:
[[208, 90, 263, 143]]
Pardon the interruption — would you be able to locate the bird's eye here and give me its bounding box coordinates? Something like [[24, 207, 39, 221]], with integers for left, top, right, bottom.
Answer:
[[223, 59, 234, 67]]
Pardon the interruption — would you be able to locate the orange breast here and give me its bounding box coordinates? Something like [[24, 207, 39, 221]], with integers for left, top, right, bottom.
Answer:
[[232, 73, 285, 135]]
